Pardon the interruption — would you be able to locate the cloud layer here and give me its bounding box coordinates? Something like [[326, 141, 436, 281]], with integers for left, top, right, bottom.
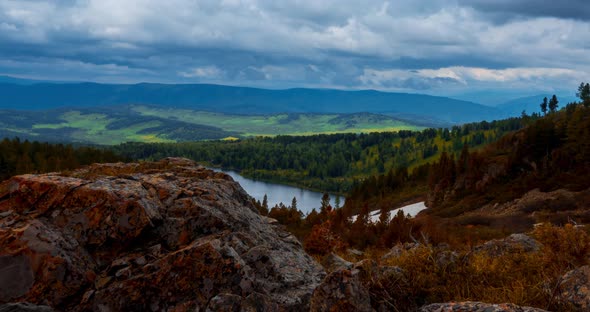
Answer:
[[0, 0, 588, 97]]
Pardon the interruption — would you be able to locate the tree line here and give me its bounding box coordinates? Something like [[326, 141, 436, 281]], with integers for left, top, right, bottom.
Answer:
[[0, 138, 124, 181]]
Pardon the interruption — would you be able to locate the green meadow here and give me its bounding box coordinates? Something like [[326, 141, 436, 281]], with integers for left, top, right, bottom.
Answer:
[[0, 106, 424, 145], [132, 105, 422, 137]]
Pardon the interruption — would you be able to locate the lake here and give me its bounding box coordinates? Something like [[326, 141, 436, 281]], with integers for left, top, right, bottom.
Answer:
[[210, 168, 344, 214]]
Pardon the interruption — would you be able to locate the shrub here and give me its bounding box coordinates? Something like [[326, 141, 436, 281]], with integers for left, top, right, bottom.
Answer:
[[304, 221, 346, 256]]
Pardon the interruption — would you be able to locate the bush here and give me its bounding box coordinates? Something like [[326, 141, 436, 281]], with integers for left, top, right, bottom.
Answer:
[[304, 221, 346, 256]]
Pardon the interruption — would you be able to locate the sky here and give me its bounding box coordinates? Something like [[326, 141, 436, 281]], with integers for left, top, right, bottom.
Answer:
[[0, 0, 589, 101]]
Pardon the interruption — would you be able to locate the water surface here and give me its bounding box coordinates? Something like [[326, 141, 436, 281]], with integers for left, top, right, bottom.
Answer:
[[211, 168, 343, 214]]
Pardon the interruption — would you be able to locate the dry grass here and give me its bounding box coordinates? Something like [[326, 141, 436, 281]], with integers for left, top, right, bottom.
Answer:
[[358, 224, 589, 311]]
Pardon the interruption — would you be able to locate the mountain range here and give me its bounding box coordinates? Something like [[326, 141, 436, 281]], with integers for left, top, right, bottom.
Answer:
[[0, 81, 506, 124], [0, 78, 577, 145]]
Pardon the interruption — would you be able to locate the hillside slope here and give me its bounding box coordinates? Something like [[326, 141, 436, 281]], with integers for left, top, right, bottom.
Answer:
[[427, 102, 590, 219]]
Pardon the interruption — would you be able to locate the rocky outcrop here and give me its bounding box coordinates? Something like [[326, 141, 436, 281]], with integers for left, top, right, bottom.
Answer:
[[310, 267, 373, 312], [556, 265, 590, 309], [420, 302, 548, 312], [465, 188, 590, 218], [474, 233, 541, 257], [311, 258, 403, 312], [0, 158, 324, 311]]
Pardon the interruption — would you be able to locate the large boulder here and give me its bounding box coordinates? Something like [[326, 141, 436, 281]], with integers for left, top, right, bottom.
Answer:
[[555, 265, 590, 309], [420, 302, 548, 312], [474, 233, 541, 257], [0, 158, 325, 311], [309, 267, 373, 312]]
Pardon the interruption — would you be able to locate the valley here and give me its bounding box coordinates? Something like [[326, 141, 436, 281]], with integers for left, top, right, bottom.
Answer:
[[0, 106, 422, 144], [2, 81, 566, 146], [132, 105, 422, 137]]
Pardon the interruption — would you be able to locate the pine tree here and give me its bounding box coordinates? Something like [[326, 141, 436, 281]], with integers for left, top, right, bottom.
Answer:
[[320, 193, 331, 212], [576, 82, 590, 105], [577, 82, 586, 100], [378, 203, 390, 227], [262, 194, 269, 212], [540, 97, 548, 115], [549, 94, 559, 113], [291, 196, 297, 211]]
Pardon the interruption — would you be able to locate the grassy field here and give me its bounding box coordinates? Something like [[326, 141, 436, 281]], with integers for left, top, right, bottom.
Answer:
[[132, 105, 423, 137], [0, 106, 424, 145], [32, 111, 175, 145]]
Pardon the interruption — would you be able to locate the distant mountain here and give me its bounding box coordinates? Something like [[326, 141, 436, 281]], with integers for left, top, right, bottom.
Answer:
[[0, 82, 506, 124], [0, 75, 74, 85], [497, 94, 578, 115], [447, 90, 536, 106], [0, 75, 42, 85]]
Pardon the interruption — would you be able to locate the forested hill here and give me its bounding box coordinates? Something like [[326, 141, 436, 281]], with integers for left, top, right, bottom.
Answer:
[[426, 101, 590, 217], [113, 115, 530, 193], [0, 82, 504, 124], [343, 99, 590, 236]]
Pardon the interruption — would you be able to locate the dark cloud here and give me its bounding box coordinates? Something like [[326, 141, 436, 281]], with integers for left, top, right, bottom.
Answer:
[[382, 77, 464, 90], [0, 0, 587, 94], [460, 0, 590, 22]]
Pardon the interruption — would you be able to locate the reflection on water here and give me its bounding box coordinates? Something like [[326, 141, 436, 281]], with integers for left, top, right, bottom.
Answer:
[[210, 168, 344, 214]]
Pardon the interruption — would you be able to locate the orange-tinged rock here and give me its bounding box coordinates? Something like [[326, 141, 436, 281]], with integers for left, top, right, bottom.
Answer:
[[0, 158, 324, 311]]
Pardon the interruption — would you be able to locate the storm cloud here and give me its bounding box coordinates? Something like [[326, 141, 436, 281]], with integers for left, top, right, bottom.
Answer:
[[459, 0, 590, 22], [0, 0, 588, 96]]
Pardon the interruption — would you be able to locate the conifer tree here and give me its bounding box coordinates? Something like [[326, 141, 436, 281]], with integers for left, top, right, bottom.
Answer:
[[320, 193, 331, 213], [378, 203, 390, 228], [548, 95, 559, 113], [577, 82, 590, 106], [540, 97, 548, 115], [262, 194, 269, 211]]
